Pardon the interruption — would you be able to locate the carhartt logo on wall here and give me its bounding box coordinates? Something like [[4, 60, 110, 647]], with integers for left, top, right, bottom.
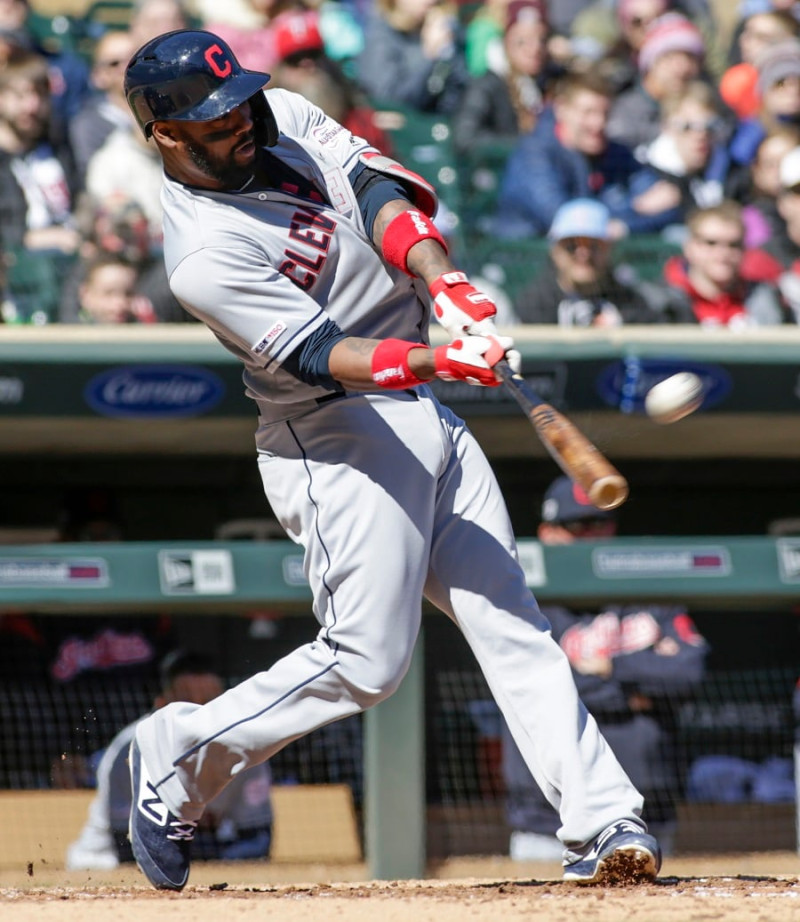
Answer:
[[158, 550, 235, 595], [593, 546, 731, 578], [776, 539, 800, 583], [85, 365, 225, 418], [0, 557, 109, 587]]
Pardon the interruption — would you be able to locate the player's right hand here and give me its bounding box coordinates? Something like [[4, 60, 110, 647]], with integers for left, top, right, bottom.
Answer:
[[433, 334, 516, 387]]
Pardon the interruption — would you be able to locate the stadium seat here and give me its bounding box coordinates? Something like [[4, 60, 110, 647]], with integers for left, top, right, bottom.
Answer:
[[5, 248, 77, 325]]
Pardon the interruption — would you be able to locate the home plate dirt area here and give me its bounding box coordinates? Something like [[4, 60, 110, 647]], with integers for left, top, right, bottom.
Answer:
[[1, 854, 798, 922]]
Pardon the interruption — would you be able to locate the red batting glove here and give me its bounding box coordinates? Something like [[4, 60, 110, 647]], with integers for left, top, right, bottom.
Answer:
[[434, 334, 515, 387], [429, 272, 498, 339]]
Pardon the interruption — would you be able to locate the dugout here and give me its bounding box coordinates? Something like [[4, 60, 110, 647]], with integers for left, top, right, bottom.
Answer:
[[0, 325, 798, 876]]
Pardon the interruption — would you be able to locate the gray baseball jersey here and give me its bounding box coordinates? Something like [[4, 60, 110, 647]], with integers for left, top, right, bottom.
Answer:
[[135, 89, 646, 852], [162, 88, 429, 425]]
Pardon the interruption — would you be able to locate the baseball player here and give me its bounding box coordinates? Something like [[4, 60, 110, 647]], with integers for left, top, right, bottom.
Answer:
[[503, 477, 709, 861], [122, 29, 661, 891], [66, 651, 272, 870]]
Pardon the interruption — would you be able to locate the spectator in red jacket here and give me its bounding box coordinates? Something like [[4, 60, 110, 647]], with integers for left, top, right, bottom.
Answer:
[[662, 200, 792, 326]]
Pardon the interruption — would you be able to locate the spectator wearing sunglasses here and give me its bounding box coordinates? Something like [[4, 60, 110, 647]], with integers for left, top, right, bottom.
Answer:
[[69, 29, 138, 186], [607, 12, 713, 157], [514, 198, 664, 325], [662, 200, 793, 326], [628, 81, 745, 235]]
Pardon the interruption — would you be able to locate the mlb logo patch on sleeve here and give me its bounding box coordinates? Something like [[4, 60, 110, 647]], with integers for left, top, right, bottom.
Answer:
[[254, 321, 287, 355]]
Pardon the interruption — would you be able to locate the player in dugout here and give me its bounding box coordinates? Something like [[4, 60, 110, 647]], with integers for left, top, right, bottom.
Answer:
[[503, 477, 710, 861], [121, 29, 661, 890], [66, 650, 272, 870]]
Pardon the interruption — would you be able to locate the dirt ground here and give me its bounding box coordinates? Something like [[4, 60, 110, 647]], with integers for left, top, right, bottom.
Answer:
[[2, 853, 799, 922]]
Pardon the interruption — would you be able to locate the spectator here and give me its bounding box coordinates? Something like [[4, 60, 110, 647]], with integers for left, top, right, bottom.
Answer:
[[514, 198, 663, 324], [268, 9, 395, 154], [201, 0, 311, 74], [463, 0, 517, 76], [568, 0, 723, 85], [493, 69, 649, 237], [503, 475, 709, 860], [0, 0, 91, 127], [662, 200, 792, 325], [0, 47, 80, 254], [84, 121, 165, 249], [607, 12, 708, 156], [760, 145, 800, 320], [68, 251, 156, 325], [729, 37, 800, 166], [66, 650, 273, 870], [741, 124, 800, 246], [356, 0, 470, 115], [629, 80, 743, 234], [60, 193, 186, 323], [452, 0, 550, 157], [719, 10, 799, 120], [764, 143, 800, 264], [69, 29, 137, 186], [129, 0, 192, 49]]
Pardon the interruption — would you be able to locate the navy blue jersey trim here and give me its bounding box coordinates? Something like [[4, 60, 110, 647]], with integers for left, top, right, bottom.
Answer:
[[282, 318, 348, 389], [349, 162, 411, 239], [168, 660, 339, 770]]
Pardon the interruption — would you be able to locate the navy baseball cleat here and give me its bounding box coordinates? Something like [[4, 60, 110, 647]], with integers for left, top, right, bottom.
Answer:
[[563, 820, 661, 885], [129, 738, 197, 891]]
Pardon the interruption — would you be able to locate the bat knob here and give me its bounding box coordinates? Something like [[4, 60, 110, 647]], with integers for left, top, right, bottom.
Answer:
[[587, 476, 629, 511]]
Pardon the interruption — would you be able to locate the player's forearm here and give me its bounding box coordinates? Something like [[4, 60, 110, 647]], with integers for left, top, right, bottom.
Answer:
[[328, 337, 434, 390], [372, 199, 453, 284]]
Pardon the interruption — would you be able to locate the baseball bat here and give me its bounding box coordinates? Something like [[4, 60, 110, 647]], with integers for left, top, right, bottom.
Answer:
[[495, 360, 629, 511]]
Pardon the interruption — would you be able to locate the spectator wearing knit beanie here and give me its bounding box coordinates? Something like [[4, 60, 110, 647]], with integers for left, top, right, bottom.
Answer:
[[607, 12, 711, 155], [729, 37, 800, 167]]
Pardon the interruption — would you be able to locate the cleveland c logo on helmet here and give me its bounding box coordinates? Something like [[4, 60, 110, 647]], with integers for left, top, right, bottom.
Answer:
[[205, 45, 232, 78], [124, 29, 278, 146]]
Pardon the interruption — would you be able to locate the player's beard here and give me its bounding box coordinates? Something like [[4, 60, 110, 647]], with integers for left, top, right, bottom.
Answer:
[[185, 139, 255, 189]]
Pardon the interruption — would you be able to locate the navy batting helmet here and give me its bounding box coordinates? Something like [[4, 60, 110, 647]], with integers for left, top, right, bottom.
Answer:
[[124, 29, 278, 145]]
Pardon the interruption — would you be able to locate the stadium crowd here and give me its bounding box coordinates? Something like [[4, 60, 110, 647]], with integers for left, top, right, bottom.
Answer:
[[4, 0, 800, 328]]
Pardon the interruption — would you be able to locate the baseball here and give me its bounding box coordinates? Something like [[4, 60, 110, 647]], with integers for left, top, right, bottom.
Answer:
[[644, 372, 704, 424]]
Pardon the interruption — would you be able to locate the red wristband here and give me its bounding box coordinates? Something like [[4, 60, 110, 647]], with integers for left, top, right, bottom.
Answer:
[[371, 338, 429, 389], [381, 210, 448, 276]]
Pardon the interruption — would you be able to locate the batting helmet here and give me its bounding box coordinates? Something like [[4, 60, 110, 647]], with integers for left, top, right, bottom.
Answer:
[[124, 30, 278, 146]]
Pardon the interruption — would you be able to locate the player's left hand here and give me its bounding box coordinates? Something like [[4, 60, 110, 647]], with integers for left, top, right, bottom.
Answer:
[[434, 333, 517, 387], [429, 271, 498, 339]]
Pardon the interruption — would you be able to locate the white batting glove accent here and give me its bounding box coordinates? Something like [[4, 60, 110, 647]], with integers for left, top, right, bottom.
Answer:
[[504, 345, 522, 375], [434, 334, 515, 387]]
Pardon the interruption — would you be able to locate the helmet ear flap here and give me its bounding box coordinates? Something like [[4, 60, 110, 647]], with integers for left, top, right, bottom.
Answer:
[[251, 91, 278, 147]]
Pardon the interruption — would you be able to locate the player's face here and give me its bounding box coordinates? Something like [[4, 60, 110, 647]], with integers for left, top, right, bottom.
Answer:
[[172, 101, 259, 189]]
